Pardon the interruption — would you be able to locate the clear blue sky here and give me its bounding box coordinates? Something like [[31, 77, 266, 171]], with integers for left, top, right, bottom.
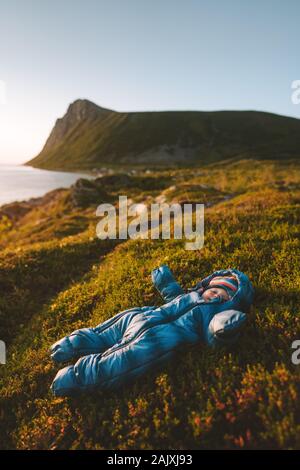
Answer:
[[0, 0, 300, 164]]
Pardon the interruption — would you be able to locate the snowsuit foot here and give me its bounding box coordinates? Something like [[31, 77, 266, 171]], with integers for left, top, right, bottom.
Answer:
[[50, 307, 150, 363]]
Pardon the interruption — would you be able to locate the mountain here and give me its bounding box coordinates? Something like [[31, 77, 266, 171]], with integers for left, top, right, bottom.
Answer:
[[26, 99, 300, 170], [41, 99, 112, 153]]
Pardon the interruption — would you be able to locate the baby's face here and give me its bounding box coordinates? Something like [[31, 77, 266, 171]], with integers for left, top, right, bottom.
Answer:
[[201, 287, 229, 302]]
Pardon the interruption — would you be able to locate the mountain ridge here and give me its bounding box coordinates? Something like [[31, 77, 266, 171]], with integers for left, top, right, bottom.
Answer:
[[26, 99, 300, 170], [41, 99, 113, 152]]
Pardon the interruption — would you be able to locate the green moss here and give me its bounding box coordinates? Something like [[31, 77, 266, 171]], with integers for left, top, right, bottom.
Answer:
[[0, 159, 300, 449]]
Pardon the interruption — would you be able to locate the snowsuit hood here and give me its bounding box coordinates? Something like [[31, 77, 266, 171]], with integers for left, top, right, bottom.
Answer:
[[188, 268, 254, 313]]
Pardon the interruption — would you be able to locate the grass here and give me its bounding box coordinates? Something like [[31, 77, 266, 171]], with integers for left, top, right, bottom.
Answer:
[[0, 159, 300, 449]]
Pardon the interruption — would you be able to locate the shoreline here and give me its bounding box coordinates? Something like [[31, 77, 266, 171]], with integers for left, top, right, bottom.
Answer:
[[0, 164, 94, 208]]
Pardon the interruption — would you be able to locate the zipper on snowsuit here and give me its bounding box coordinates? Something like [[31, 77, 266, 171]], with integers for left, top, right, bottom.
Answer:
[[100, 294, 209, 358]]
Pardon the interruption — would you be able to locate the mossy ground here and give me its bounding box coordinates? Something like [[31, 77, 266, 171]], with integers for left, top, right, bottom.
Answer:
[[0, 159, 299, 449]]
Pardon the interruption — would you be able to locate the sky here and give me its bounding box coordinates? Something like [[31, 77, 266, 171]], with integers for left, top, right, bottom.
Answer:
[[0, 0, 300, 164]]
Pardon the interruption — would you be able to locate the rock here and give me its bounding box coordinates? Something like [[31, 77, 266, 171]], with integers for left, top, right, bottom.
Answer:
[[0, 188, 66, 222], [95, 173, 133, 189], [0, 202, 32, 221], [42, 100, 112, 152], [70, 178, 109, 207]]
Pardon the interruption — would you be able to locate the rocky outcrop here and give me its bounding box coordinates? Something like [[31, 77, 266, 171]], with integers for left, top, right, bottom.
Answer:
[[0, 188, 65, 222], [42, 99, 112, 152], [70, 178, 110, 207]]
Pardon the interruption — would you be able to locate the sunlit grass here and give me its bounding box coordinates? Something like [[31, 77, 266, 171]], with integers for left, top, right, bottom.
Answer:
[[0, 159, 299, 449]]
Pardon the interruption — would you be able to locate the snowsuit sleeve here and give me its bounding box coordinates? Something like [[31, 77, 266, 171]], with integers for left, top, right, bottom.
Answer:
[[206, 309, 247, 348], [151, 265, 184, 303]]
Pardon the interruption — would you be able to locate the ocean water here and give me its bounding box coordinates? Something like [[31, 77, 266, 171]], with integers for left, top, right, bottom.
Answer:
[[0, 164, 91, 206]]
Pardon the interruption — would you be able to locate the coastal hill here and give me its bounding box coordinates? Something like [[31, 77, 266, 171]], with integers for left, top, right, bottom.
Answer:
[[26, 99, 300, 171]]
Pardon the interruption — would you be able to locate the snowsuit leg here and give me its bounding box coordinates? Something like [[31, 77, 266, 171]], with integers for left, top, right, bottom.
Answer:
[[50, 307, 152, 363], [50, 318, 199, 396]]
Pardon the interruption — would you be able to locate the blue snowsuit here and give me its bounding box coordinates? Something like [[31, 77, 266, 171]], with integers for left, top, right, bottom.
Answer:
[[50, 265, 254, 397]]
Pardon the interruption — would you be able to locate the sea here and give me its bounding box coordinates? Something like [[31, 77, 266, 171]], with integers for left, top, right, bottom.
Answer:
[[0, 164, 92, 206]]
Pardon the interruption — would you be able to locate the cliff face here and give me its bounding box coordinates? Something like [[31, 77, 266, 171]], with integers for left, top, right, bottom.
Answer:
[[42, 99, 112, 152]]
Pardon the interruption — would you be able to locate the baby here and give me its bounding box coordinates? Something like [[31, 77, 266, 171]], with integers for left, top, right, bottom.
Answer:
[[50, 265, 254, 397], [199, 276, 238, 302]]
